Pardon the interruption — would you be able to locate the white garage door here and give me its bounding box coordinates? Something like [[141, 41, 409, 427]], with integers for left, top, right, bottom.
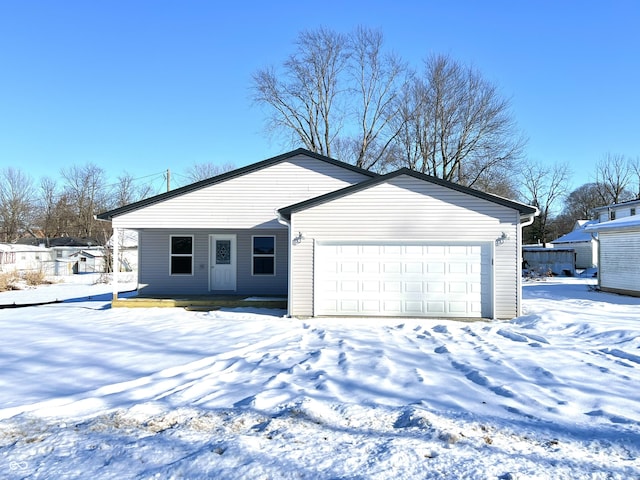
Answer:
[[315, 242, 492, 317]]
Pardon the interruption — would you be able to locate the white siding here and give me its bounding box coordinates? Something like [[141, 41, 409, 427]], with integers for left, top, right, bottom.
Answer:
[[573, 241, 598, 269], [289, 175, 521, 319], [113, 155, 370, 230], [599, 229, 640, 295]]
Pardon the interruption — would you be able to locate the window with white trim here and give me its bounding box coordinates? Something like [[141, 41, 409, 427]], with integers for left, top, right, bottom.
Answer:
[[170, 235, 193, 275], [252, 236, 275, 275]]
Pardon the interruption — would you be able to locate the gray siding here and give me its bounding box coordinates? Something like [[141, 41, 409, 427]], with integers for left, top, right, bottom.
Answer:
[[599, 229, 640, 295], [138, 228, 289, 295], [112, 155, 370, 230], [289, 175, 521, 319]]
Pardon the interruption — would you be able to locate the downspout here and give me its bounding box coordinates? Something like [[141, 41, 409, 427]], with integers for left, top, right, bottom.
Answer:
[[276, 209, 292, 318], [517, 210, 539, 317]]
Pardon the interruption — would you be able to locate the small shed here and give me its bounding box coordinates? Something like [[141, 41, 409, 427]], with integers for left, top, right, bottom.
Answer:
[[551, 220, 598, 269], [523, 246, 576, 276], [586, 216, 640, 296], [70, 248, 107, 274]]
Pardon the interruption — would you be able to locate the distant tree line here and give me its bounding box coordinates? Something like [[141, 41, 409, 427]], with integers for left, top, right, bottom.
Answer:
[[2, 151, 637, 247], [0, 161, 234, 244]]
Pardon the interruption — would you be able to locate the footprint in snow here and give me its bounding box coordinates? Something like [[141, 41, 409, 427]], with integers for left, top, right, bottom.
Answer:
[[432, 325, 448, 334], [434, 345, 449, 354], [496, 328, 529, 343]]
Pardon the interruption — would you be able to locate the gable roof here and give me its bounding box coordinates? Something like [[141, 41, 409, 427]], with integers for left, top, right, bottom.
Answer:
[[586, 215, 640, 232], [278, 168, 538, 220], [552, 220, 598, 243], [592, 198, 640, 213], [97, 149, 377, 221]]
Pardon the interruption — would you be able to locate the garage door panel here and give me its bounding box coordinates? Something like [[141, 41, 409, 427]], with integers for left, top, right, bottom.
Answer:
[[315, 242, 492, 317]]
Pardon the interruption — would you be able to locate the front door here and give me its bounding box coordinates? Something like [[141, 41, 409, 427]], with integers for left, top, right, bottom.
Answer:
[[210, 234, 237, 291]]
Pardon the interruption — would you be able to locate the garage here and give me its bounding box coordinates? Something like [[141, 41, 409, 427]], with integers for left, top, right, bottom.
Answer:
[[315, 242, 493, 317]]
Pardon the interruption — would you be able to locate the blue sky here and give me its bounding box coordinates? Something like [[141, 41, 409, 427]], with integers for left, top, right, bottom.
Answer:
[[0, 0, 638, 193]]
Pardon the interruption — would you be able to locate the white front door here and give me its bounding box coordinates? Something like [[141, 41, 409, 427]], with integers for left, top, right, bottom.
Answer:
[[210, 234, 237, 291]]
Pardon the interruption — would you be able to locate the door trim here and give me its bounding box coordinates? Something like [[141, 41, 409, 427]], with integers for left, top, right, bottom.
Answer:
[[209, 234, 237, 291]]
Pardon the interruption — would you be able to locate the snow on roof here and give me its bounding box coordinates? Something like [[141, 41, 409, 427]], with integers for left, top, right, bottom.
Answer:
[[552, 220, 598, 244], [586, 215, 640, 232], [0, 243, 50, 253]]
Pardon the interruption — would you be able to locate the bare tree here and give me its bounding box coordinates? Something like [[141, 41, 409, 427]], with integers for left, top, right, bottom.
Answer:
[[113, 172, 157, 207], [343, 27, 411, 169], [183, 162, 235, 183], [60, 163, 111, 240], [0, 167, 35, 242], [594, 153, 635, 204], [628, 156, 640, 199], [252, 27, 349, 157], [520, 161, 571, 245], [553, 182, 602, 235], [393, 54, 525, 192]]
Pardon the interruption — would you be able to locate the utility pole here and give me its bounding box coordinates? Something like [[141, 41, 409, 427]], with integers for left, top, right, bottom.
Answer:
[[166, 168, 171, 192]]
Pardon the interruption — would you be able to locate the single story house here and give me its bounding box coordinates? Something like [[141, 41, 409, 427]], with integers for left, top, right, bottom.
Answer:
[[592, 199, 640, 223], [107, 229, 139, 272], [586, 215, 640, 297], [0, 244, 55, 275], [97, 149, 538, 319], [551, 220, 598, 269]]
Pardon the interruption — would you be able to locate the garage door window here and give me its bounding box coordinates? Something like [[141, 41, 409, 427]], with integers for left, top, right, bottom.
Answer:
[[253, 236, 275, 275]]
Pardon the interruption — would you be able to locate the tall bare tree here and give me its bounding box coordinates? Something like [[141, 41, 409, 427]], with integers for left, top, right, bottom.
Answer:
[[183, 162, 235, 183], [594, 153, 635, 204], [520, 161, 571, 245], [60, 163, 111, 240], [252, 27, 349, 157], [393, 54, 525, 192], [0, 167, 35, 242], [113, 172, 157, 207], [342, 27, 411, 169]]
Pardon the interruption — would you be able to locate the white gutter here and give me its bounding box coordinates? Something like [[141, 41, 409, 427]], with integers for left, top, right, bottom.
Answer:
[[276, 209, 292, 318], [516, 208, 539, 317]]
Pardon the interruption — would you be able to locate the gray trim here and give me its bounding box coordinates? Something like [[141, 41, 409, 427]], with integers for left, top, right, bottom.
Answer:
[[97, 149, 377, 220], [278, 168, 538, 219]]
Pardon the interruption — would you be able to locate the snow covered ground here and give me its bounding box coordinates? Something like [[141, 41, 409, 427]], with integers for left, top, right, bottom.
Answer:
[[0, 275, 639, 479]]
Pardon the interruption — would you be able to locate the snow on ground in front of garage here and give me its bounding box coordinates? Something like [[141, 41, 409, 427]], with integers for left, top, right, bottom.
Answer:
[[0, 276, 639, 479]]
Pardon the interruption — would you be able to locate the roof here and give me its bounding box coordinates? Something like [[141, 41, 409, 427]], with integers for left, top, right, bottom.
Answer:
[[592, 198, 640, 213], [278, 168, 538, 220], [551, 220, 598, 244], [97, 149, 377, 221], [586, 215, 640, 232]]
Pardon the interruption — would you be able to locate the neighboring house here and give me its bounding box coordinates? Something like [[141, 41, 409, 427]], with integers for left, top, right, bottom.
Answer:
[[586, 215, 640, 297], [592, 199, 640, 223], [0, 244, 55, 274], [107, 229, 139, 272], [97, 149, 538, 319], [551, 220, 598, 269]]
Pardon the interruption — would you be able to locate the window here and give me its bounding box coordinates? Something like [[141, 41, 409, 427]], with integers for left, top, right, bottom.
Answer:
[[252, 236, 275, 275], [631, 208, 636, 216], [610, 210, 616, 221], [170, 236, 193, 275]]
